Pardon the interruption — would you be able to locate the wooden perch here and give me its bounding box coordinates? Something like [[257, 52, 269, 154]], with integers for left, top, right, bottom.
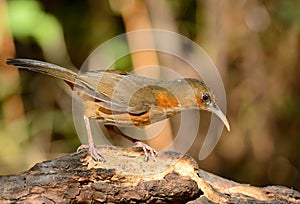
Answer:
[[0, 146, 299, 203]]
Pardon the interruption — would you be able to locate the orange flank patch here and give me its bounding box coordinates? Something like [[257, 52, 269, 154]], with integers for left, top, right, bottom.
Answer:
[[129, 112, 151, 126], [83, 99, 153, 126], [155, 91, 179, 109]]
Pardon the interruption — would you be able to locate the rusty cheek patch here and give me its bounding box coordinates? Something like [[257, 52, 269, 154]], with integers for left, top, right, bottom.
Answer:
[[155, 91, 179, 109], [195, 93, 208, 109]]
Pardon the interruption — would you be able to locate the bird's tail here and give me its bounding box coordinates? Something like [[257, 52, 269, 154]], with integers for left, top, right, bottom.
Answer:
[[6, 58, 77, 84]]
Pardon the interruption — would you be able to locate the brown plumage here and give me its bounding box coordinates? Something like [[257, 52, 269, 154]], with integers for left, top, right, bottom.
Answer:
[[7, 58, 230, 161]]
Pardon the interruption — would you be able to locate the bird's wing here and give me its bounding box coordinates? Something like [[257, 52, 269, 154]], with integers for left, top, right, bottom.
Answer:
[[76, 70, 162, 115]]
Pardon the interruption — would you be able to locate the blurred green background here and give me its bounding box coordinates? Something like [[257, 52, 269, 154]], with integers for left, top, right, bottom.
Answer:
[[0, 0, 299, 191]]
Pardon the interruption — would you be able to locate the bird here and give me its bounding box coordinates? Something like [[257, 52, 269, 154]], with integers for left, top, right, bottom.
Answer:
[[6, 58, 230, 161]]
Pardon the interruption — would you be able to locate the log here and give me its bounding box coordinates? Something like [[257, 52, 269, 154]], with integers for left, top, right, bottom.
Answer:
[[0, 146, 299, 203]]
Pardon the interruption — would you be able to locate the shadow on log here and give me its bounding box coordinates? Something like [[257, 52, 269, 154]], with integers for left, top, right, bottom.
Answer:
[[0, 146, 299, 203]]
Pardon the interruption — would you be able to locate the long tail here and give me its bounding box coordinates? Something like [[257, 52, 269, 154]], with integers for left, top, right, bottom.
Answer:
[[6, 58, 77, 84]]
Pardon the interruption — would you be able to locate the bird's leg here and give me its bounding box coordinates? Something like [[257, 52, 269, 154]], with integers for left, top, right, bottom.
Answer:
[[77, 115, 104, 161], [105, 125, 157, 162]]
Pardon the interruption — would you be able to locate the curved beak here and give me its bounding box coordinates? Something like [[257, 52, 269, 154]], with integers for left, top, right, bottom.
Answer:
[[208, 104, 230, 131]]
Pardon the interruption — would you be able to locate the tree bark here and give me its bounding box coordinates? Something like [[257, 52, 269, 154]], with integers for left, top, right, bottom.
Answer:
[[0, 146, 299, 203]]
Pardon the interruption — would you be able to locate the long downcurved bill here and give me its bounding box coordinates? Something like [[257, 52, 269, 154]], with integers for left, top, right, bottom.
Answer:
[[208, 104, 230, 131]]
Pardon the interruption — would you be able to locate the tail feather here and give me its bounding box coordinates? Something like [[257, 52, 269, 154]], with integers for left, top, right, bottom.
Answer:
[[6, 58, 77, 84]]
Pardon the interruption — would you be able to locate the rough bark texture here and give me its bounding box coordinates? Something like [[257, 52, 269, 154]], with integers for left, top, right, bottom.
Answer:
[[0, 146, 299, 203]]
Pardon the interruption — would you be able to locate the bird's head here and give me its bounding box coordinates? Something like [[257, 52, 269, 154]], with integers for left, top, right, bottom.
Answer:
[[184, 78, 230, 131]]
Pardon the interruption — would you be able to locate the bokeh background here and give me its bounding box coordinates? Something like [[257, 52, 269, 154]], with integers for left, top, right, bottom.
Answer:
[[0, 0, 299, 191]]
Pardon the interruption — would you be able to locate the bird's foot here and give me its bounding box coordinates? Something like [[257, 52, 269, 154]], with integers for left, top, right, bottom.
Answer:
[[133, 141, 158, 162], [77, 144, 105, 161]]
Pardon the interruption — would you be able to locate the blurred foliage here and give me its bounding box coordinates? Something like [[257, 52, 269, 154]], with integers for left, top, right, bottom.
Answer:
[[9, 0, 60, 43], [0, 0, 299, 191]]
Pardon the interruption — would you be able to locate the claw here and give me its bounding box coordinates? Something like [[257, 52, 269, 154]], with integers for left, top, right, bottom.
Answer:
[[133, 141, 158, 162], [89, 145, 105, 161], [77, 144, 105, 161], [77, 144, 89, 152]]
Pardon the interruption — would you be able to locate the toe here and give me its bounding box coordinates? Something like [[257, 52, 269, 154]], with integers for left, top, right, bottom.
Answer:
[[77, 144, 89, 152], [134, 141, 158, 162], [89, 146, 105, 161]]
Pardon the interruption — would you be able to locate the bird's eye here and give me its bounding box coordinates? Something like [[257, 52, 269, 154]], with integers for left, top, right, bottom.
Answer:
[[201, 93, 211, 105]]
